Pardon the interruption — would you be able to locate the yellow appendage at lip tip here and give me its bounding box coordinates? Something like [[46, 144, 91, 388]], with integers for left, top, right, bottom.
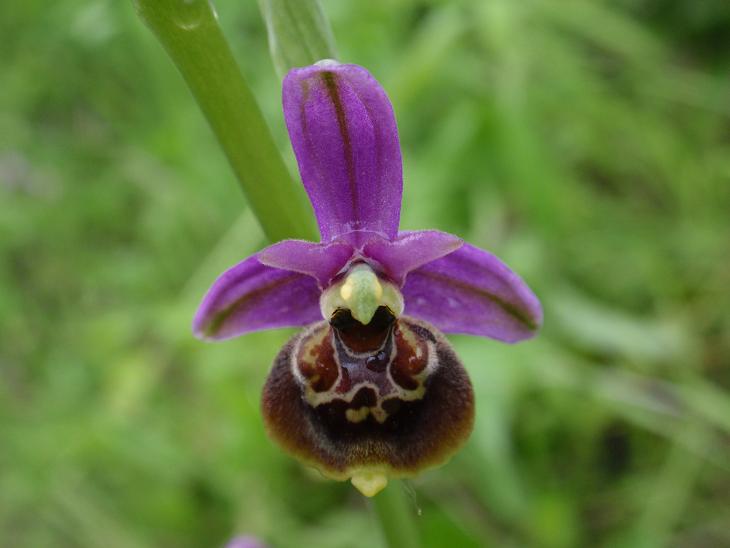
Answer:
[[351, 471, 388, 497]]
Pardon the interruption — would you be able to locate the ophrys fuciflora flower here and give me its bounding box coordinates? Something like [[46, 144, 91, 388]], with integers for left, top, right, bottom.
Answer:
[[194, 60, 542, 497]]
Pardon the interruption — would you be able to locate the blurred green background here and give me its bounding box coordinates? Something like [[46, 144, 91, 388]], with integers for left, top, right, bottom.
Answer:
[[2, 0, 730, 546]]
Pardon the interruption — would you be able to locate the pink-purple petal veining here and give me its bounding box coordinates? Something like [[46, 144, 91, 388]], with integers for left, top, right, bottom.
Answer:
[[258, 239, 353, 287], [193, 255, 321, 340], [362, 230, 463, 285], [283, 61, 402, 242], [402, 243, 543, 343]]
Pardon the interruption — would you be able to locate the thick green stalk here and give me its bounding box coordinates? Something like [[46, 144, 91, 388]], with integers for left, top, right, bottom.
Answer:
[[133, 0, 316, 242], [372, 481, 421, 548]]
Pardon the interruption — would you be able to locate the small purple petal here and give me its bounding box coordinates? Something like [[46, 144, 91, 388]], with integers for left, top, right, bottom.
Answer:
[[225, 536, 267, 548], [193, 254, 322, 340], [402, 243, 542, 343], [258, 239, 354, 287], [283, 61, 402, 242], [363, 230, 463, 285]]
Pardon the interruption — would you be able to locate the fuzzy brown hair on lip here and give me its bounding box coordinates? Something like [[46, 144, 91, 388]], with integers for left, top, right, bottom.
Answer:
[[261, 314, 474, 495]]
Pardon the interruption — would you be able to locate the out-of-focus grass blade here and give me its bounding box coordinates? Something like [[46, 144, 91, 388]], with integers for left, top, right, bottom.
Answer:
[[548, 287, 692, 364], [132, 0, 317, 242], [258, 0, 337, 78]]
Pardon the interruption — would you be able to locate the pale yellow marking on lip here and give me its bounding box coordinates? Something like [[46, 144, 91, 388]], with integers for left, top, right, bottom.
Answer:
[[345, 407, 370, 423], [370, 407, 388, 423]]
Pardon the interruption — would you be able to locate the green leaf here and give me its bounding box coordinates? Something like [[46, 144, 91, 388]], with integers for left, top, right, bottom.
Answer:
[[132, 0, 317, 242], [258, 0, 338, 78]]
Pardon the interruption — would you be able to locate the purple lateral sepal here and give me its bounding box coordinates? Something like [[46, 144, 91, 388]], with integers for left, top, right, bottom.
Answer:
[[193, 254, 322, 340], [363, 230, 463, 285], [402, 243, 543, 343], [283, 61, 403, 242], [258, 239, 353, 287]]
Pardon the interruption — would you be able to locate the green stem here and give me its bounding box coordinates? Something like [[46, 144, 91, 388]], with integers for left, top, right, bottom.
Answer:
[[372, 481, 421, 548], [132, 0, 317, 242], [257, 0, 338, 78]]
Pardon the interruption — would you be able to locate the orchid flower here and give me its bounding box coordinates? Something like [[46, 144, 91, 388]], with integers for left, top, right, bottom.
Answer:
[[194, 60, 542, 497]]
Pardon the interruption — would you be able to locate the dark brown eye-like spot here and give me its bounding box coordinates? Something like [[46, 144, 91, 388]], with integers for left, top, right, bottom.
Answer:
[[261, 315, 474, 495], [295, 325, 338, 392], [390, 323, 428, 390]]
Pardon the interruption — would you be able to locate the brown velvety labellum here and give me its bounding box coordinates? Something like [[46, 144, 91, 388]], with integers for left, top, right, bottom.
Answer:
[[261, 311, 474, 481]]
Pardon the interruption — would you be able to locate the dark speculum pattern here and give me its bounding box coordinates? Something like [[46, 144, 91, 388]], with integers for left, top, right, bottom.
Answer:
[[261, 308, 474, 480]]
